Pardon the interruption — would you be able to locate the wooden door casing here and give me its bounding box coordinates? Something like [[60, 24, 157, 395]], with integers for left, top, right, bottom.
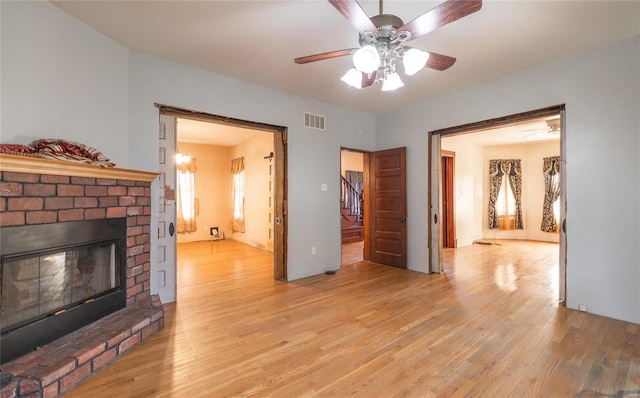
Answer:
[[368, 147, 407, 268], [441, 151, 456, 248]]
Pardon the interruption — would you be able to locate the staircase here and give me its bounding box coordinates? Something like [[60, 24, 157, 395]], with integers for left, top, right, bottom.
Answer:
[[341, 176, 364, 244]]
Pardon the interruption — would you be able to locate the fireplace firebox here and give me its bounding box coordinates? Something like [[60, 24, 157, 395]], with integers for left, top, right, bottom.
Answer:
[[0, 218, 127, 364]]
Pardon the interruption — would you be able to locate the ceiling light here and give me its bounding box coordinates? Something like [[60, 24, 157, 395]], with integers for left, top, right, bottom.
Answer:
[[352, 45, 380, 74], [381, 72, 404, 91], [176, 153, 191, 164], [341, 68, 362, 89], [403, 48, 429, 76]]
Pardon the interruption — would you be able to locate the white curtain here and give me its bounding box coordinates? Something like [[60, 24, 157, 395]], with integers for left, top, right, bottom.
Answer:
[[230, 157, 245, 233], [176, 155, 197, 234]]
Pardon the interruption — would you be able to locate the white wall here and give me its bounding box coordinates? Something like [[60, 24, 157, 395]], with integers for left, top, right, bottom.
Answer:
[[377, 36, 640, 323], [229, 133, 274, 250], [0, 1, 130, 166], [128, 52, 376, 282], [2, 1, 638, 324], [441, 137, 483, 247], [1, 1, 377, 286], [175, 142, 230, 244], [341, 150, 364, 176]]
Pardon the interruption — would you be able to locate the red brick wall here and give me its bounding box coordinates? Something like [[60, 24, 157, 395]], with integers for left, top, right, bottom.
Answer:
[[0, 171, 152, 306]]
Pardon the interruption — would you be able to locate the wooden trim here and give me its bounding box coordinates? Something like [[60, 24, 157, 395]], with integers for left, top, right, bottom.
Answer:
[[0, 154, 158, 182], [441, 150, 455, 158], [431, 104, 566, 137], [362, 152, 371, 261], [156, 103, 285, 134], [274, 128, 288, 280]]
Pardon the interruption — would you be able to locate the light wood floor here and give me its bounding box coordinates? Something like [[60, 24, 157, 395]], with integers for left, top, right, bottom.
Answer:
[[342, 240, 364, 266], [66, 239, 640, 397]]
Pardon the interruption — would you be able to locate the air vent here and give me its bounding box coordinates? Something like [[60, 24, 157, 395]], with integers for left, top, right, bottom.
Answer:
[[304, 112, 326, 130]]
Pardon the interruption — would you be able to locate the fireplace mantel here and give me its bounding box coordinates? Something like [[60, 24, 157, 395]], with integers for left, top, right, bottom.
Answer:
[[0, 153, 158, 182]]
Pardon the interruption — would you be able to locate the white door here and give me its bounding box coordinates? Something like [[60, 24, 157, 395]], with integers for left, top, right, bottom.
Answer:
[[429, 133, 443, 273], [157, 114, 177, 303], [559, 111, 567, 303]]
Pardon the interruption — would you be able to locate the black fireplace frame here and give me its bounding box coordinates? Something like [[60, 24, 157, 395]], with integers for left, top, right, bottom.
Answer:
[[0, 218, 127, 364]]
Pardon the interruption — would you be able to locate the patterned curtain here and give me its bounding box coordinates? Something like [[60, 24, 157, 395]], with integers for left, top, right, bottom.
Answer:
[[230, 157, 245, 233], [541, 156, 561, 232], [508, 159, 524, 230], [488, 160, 504, 229], [176, 155, 197, 234], [488, 159, 524, 230]]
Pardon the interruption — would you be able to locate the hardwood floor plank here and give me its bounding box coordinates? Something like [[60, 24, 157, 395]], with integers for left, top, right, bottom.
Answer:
[[64, 239, 640, 397]]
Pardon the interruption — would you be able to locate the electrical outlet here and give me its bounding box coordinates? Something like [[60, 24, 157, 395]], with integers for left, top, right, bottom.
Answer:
[[311, 247, 317, 255], [579, 304, 587, 312], [321, 184, 327, 191]]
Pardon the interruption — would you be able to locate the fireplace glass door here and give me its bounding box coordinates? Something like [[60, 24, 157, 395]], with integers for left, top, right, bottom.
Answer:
[[1, 241, 119, 332]]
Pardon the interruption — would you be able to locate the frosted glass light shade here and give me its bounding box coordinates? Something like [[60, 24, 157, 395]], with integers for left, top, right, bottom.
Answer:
[[403, 48, 429, 76], [381, 72, 404, 91], [341, 68, 362, 89], [353, 45, 380, 74]]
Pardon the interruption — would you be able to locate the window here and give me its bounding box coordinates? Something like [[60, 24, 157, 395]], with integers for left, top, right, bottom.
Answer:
[[176, 153, 197, 234], [231, 157, 245, 233], [488, 159, 524, 230], [496, 174, 517, 230]]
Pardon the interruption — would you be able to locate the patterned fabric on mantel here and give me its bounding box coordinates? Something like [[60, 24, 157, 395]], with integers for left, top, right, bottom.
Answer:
[[541, 156, 561, 232]]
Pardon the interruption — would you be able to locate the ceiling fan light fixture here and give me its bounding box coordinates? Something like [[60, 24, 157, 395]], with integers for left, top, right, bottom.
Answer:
[[403, 48, 429, 76], [381, 72, 404, 91], [353, 45, 380, 74], [341, 68, 363, 89]]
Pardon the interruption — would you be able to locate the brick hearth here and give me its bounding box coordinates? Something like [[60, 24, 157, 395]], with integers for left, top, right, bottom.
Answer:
[[0, 154, 162, 397]]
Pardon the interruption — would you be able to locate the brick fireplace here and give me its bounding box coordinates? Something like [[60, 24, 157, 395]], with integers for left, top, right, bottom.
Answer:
[[0, 154, 163, 397]]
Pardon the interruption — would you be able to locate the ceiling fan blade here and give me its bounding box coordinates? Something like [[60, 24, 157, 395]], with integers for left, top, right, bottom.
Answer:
[[398, 0, 482, 41], [425, 51, 456, 71], [328, 0, 380, 36], [361, 71, 377, 88], [294, 49, 356, 64]]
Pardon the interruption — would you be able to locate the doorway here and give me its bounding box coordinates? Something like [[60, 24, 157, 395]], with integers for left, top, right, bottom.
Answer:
[[428, 105, 567, 303], [340, 149, 365, 266], [340, 146, 408, 269], [156, 105, 288, 303], [441, 151, 456, 248]]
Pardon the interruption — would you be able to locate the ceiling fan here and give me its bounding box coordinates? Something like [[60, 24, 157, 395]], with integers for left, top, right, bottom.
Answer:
[[523, 119, 561, 137], [294, 0, 482, 91]]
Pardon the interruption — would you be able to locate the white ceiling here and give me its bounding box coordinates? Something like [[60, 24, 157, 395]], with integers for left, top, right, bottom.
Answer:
[[449, 116, 561, 146], [52, 1, 640, 115], [176, 118, 265, 146]]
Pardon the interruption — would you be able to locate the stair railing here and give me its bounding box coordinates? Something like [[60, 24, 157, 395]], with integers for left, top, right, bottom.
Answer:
[[341, 175, 363, 220]]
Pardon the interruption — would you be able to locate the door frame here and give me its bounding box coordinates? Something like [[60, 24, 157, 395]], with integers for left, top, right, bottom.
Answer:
[[428, 104, 567, 303], [340, 146, 408, 268], [340, 147, 369, 263], [441, 150, 456, 248], [156, 104, 288, 283]]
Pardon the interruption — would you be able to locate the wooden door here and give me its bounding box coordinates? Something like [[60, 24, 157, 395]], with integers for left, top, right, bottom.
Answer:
[[429, 134, 443, 273], [441, 151, 456, 248], [157, 114, 178, 303], [368, 147, 407, 268]]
